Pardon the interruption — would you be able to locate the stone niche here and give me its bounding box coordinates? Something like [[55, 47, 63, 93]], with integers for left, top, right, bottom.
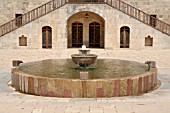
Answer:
[[19, 35, 27, 46], [145, 35, 153, 46]]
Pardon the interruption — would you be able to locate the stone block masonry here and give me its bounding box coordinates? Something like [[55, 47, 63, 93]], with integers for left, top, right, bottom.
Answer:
[[11, 66, 158, 98]]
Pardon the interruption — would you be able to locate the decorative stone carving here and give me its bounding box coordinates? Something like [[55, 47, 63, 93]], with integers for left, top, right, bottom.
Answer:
[[12, 60, 23, 67], [19, 35, 27, 46], [80, 71, 89, 80], [145, 35, 153, 46], [145, 61, 156, 70]]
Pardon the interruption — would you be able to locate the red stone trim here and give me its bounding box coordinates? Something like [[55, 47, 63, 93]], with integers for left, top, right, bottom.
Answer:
[[11, 67, 158, 98], [113, 80, 120, 97], [96, 88, 104, 97], [127, 79, 133, 96], [138, 77, 142, 94], [63, 89, 72, 97]]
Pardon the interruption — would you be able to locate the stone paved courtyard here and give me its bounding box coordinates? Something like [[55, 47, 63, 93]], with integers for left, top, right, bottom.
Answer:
[[0, 49, 170, 113]]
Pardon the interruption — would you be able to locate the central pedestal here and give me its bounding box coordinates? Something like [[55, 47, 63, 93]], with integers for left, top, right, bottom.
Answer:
[[71, 47, 98, 67]]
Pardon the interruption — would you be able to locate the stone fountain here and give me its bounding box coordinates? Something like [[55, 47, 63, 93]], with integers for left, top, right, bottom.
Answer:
[[11, 46, 158, 98], [71, 45, 97, 67]]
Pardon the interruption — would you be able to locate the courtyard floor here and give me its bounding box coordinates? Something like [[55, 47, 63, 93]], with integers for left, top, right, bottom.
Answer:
[[0, 49, 170, 113]]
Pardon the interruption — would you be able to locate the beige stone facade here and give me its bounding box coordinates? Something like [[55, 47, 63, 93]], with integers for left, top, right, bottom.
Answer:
[[0, 0, 48, 25], [123, 0, 170, 24], [0, 0, 170, 50], [1, 0, 170, 25]]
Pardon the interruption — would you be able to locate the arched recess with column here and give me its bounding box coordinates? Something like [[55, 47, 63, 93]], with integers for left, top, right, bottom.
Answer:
[[67, 11, 105, 48], [42, 26, 52, 49]]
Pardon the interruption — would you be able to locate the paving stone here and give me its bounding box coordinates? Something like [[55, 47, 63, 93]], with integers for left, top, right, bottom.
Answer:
[[54, 107, 65, 113], [32, 109, 43, 113], [65, 108, 80, 113], [90, 107, 104, 113], [0, 49, 170, 113], [80, 108, 90, 113]]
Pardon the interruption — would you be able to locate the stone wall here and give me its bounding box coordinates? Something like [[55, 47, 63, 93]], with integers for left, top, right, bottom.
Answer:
[[0, 0, 48, 25], [0, 4, 170, 50], [0, 0, 170, 26], [123, 0, 170, 24]]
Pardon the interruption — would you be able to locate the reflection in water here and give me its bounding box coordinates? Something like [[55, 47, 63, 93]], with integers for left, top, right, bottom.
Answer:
[[18, 59, 148, 79]]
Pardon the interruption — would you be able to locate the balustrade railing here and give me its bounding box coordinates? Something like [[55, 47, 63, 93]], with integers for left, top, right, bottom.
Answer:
[[0, 0, 170, 37], [68, 0, 105, 3], [0, 0, 66, 36], [105, 0, 170, 36]]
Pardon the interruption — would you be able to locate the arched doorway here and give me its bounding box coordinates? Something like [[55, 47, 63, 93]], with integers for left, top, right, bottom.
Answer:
[[42, 26, 52, 48], [120, 26, 130, 48], [67, 11, 104, 48], [72, 22, 83, 47]]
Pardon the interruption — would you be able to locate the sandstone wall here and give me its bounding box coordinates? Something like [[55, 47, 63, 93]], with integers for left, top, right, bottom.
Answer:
[[123, 0, 170, 24], [0, 0, 48, 25], [0, 4, 169, 50], [0, 0, 170, 26]]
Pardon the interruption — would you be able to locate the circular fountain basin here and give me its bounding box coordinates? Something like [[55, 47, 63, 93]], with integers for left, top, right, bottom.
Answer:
[[71, 54, 97, 67], [11, 59, 157, 98]]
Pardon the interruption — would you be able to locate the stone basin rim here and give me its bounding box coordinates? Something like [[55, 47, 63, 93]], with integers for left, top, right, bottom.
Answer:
[[71, 54, 98, 57], [12, 67, 157, 81], [11, 59, 158, 98]]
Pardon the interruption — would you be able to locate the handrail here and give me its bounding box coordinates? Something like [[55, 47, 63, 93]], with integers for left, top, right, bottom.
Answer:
[[68, 0, 105, 3], [0, 0, 170, 37], [0, 0, 67, 37], [105, 0, 170, 36]]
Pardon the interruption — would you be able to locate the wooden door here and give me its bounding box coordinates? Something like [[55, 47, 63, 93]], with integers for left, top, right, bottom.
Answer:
[[72, 22, 83, 47], [120, 26, 130, 48], [42, 26, 52, 48], [89, 22, 100, 48]]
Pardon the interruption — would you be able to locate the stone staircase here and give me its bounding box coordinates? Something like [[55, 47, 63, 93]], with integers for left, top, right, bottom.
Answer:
[[0, 0, 170, 37]]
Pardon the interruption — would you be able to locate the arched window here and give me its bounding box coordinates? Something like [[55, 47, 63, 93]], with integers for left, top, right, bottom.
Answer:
[[120, 26, 130, 48], [42, 26, 52, 48], [72, 22, 83, 47], [89, 22, 100, 48]]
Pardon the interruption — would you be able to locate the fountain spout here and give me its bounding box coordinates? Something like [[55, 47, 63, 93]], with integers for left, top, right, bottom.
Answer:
[[79, 45, 90, 55], [82, 45, 86, 50]]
